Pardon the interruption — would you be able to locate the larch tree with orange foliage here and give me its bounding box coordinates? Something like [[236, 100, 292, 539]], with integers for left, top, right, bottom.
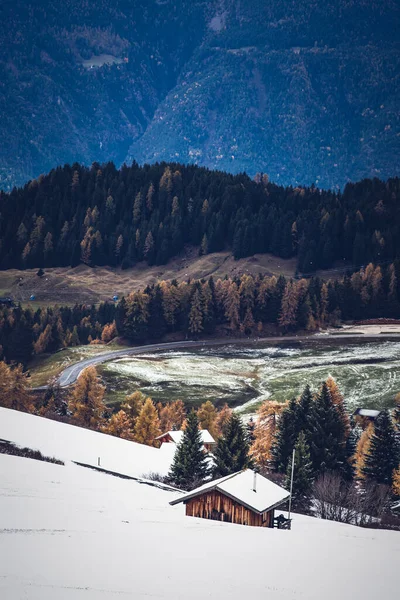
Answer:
[[214, 403, 233, 437], [393, 466, 400, 497], [101, 321, 117, 343], [197, 400, 218, 439], [133, 397, 161, 446], [158, 400, 186, 432], [354, 423, 374, 479], [121, 391, 146, 425], [67, 366, 106, 429], [325, 376, 351, 439], [102, 410, 134, 440], [0, 361, 34, 413], [250, 400, 287, 469]]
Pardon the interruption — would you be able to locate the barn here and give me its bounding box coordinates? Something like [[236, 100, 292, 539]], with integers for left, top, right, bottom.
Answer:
[[170, 469, 290, 528]]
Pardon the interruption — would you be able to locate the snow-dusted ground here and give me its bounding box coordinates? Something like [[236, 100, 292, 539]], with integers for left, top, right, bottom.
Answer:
[[0, 407, 399, 599], [102, 340, 400, 413], [0, 407, 175, 479], [0, 453, 398, 599]]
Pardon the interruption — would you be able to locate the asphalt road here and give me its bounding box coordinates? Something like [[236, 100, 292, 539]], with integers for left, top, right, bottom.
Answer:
[[54, 332, 400, 388]]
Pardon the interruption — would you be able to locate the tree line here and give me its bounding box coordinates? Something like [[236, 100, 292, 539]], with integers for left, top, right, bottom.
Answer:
[[0, 161, 400, 272], [2, 262, 400, 366]]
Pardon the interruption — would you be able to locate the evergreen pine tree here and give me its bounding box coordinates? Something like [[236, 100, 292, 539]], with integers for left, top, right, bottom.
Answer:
[[285, 431, 314, 510], [362, 410, 400, 486], [272, 397, 300, 472], [297, 384, 313, 430], [168, 410, 210, 489], [305, 382, 349, 477], [213, 413, 252, 477]]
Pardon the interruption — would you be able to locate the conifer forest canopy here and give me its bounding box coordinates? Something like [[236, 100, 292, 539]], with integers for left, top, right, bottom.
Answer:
[[0, 162, 399, 273]]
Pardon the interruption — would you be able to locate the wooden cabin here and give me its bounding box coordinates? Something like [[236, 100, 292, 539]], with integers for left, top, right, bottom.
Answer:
[[155, 429, 216, 452], [170, 469, 290, 528]]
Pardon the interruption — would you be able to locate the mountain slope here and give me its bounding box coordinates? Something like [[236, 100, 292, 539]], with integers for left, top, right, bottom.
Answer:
[[1, 0, 399, 189]]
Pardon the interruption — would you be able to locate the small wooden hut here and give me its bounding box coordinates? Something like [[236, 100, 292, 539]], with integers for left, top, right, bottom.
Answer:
[[170, 469, 290, 528]]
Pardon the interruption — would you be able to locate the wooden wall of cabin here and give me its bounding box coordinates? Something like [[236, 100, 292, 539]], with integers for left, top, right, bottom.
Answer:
[[185, 490, 273, 527]]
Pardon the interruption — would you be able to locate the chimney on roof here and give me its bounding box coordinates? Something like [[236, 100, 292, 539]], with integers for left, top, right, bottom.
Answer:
[[253, 471, 257, 493]]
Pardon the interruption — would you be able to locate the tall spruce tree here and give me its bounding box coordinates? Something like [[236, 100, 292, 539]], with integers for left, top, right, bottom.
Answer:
[[305, 382, 348, 477], [272, 397, 300, 472], [362, 410, 400, 486], [297, 385, 313, 431], [285, 431, 314, 510], [213, 413, 252, 477], [168, 410, 209, 489]]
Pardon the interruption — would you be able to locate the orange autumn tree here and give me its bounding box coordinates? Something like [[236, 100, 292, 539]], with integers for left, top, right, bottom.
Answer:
[[102, 410, 134, 440], [121, 391, 146, 426], [393, 466, 400, 497], [354, 423, 374, 479], [197, 400, 218, 439], [325, 376, 351, 438], [67, 366, 106, 429], [158, 399, 186, 432], [0, 361, 34, 413], [134, 397, 161, 446], [214, 403, 233, 437], [250, 400, 288, 469]]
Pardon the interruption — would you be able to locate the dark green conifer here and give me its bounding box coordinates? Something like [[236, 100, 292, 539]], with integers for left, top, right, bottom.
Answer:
[[305, 382, 348, 476], [168, 410, 209, 490], [272, 397, 300, 473], [213, 413, 252, 477], [362, 410, 400, 486], [285, 431, 314, 510]]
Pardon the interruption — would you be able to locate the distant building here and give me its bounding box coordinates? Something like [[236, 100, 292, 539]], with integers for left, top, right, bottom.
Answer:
[[353, 408, 382, 422], [170, 469, 290, 528], [156, 429, 216, 452]]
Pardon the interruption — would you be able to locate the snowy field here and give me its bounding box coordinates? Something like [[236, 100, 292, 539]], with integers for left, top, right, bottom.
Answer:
[[1, 452, 399, 599], [0, 407, 175, 479], [0, 407, 399, 599], [101, 340, 400, 413]]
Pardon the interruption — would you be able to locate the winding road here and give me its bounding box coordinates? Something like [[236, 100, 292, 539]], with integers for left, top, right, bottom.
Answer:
[[53, 331, 400, 388]]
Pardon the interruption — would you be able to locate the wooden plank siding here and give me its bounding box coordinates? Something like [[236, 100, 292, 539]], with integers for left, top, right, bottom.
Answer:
[[185, 490, 273, 527]]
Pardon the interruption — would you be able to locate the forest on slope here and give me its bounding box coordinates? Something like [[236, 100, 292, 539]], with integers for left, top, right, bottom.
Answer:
[[0, 161, 399, 273], [1, 0, 399, 190], [1, 262, 399, 367]]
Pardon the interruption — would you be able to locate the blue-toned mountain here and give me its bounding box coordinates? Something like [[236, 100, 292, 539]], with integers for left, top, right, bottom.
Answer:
[[1, 0, 399, 189]]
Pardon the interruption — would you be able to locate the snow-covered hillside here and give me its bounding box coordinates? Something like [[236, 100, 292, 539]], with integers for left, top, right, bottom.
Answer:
[[0, 407, 175, 478], [0, 408, 398, 599], [0, 453, 398, 599]]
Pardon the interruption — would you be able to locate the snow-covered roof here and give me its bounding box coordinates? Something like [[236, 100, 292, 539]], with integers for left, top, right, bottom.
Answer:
[[156, 429, 216, 445], [353, 408, 381, 418], [170, 469, 290, 514]]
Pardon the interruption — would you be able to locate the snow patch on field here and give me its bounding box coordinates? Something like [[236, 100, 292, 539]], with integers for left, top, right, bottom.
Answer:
[[102, 341, 400, 412]]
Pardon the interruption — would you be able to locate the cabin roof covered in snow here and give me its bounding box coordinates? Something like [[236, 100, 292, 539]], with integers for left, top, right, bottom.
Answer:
[[170, 469, 290, 514], [156, 429, 216, 445], [353, 408, 382, 418]]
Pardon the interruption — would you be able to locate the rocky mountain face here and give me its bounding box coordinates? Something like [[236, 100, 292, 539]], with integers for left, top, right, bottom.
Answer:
[[1, 0, 399, 190]]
